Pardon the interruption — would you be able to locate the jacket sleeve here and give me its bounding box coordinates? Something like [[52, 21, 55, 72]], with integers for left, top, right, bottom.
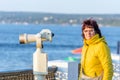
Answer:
[[97, 43, 113, 80]]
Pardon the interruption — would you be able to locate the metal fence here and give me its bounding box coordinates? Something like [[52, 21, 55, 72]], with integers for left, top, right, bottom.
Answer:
[[0, 67, 57, 80]]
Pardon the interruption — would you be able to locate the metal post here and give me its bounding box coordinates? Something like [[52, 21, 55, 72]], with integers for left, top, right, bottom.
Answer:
[[117, 41, 120, 54]]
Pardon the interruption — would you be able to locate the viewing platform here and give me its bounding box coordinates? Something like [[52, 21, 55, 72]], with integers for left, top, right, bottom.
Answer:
[[0, 58, 119, 80]]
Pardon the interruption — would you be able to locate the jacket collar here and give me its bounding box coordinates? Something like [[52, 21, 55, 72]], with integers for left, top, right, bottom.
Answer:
[[84, 34, 106, 46]]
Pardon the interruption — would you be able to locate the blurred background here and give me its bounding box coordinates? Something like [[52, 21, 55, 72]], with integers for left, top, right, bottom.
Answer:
[[0, 0, 119, 79]]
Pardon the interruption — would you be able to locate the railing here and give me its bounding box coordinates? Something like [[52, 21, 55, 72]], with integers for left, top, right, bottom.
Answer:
[[0, 67, 57, 80]]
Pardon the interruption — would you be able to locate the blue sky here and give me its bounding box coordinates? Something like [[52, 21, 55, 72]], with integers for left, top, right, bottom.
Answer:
[[0, 0, 120, 14]]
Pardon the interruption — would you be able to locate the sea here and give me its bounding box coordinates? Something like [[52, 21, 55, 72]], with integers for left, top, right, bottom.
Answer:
[[0, 24, 120, 79]]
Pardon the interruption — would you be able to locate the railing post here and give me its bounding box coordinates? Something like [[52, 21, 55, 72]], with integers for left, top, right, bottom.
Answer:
[[117, 41, 120, 54]]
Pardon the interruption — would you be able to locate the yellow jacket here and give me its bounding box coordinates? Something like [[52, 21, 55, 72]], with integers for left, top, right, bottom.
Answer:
[[80, 34, 113, 80]]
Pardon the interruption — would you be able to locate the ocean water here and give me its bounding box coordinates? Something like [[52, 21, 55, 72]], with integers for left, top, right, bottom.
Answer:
[[0, 24, 120, 72]]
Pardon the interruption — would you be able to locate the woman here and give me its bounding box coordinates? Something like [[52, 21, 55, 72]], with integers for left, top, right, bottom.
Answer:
[[79, 19, 113, 80]]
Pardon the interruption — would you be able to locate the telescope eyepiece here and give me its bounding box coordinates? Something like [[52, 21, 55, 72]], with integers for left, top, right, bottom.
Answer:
[[52, 33, 54, 37]]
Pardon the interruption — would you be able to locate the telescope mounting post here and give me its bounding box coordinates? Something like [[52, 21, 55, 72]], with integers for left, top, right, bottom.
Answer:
[[33, 37, 48, 80]]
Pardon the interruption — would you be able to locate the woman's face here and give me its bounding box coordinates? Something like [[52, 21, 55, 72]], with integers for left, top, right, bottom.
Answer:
[[83, 27, 96, 40]]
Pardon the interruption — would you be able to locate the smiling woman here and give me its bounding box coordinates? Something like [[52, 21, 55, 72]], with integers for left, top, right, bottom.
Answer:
[[79, 19, 113, 80]]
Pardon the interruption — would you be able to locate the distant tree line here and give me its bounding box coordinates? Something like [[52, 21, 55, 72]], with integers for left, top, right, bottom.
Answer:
[[0, 11, 120, 27]]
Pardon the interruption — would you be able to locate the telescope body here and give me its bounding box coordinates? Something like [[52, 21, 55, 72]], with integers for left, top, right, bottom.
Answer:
[[19, 34, 36, 44], [19, 29, 54, 80]]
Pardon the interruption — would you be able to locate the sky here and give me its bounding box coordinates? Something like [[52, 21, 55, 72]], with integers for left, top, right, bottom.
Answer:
[[0, 0, 120, 14]]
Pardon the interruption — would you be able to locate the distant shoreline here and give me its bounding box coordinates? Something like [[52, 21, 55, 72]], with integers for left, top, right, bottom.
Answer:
[[0, 11, 120, 27]]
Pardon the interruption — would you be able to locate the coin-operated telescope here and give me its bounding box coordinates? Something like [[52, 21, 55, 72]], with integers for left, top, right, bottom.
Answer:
[[19, 29, 54, 80]]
